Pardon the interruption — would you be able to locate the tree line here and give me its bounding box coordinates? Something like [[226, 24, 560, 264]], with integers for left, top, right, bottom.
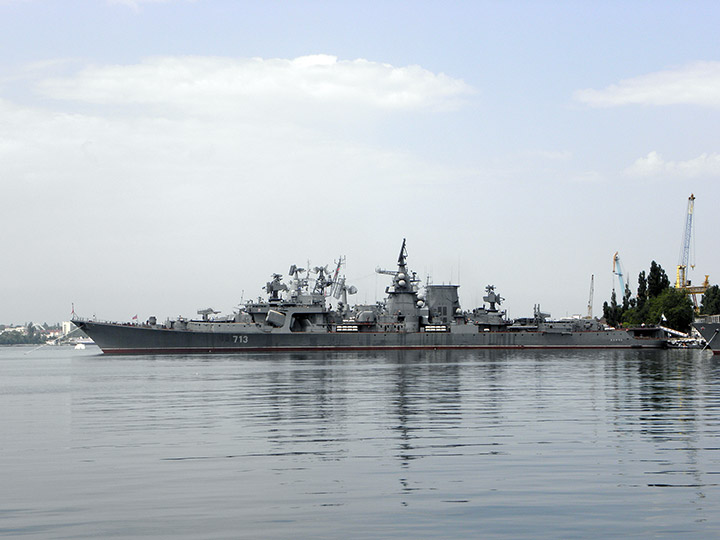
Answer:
[[0, 322, 55, 345], [602, 261, 720, 333]]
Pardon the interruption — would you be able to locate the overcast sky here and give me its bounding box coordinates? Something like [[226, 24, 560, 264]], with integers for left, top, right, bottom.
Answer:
[[2, 0, 719, 325]]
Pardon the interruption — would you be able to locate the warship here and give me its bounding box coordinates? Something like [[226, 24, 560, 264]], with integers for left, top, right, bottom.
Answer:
[[73, 240, 667, 354], [693, 317, 720, 354]]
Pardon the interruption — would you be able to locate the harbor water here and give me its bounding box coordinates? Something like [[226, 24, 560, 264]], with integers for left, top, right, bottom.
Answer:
[[2, 346, 719, 538]]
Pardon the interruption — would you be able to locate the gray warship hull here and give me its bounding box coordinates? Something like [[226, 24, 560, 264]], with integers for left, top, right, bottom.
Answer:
[[73, 240, 667, 354], [73, 319, 666, 354], [693, 319, 720, 354]]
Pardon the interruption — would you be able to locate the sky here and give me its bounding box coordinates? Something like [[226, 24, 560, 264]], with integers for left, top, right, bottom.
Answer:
[[2, 0, 719, 325]]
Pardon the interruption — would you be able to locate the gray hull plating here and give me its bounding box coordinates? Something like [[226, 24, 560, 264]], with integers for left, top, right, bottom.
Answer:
[[693, 321, 720, 354], [73, 319, 665, 354]]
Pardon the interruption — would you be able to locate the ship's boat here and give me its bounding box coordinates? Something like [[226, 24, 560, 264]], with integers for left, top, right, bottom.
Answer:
[[73, 240, 667, 354]]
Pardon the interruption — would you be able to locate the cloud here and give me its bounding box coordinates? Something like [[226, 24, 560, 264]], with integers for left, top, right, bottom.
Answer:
[[624, 151, 720, 177], [0, 55, 472, 259], [2, 55, 474, 201], [574, 61, 720, 108], [2, 54, 473, 196], [0, 54, 487, 322], [36, 55, 473, 116]]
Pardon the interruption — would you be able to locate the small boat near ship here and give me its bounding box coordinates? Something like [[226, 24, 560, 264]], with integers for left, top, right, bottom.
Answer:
[[73, 240, 667, 354]]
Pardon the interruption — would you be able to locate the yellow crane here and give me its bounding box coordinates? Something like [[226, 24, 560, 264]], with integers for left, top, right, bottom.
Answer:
[[676, 193, 709, 309]]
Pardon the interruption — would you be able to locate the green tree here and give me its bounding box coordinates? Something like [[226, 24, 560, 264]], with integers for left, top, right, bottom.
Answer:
[[622, 283, 632, 311], [647, 288, 694, 332], [0, 331, 20, 345], [609, 262, 695, 331], [622, 300, 648, 327], [0, 330, 43, 345], [701, 285, 720, 315], [647, 261, 670, 298], [637, 270, 648, 310], [603, 290, 622, 327]]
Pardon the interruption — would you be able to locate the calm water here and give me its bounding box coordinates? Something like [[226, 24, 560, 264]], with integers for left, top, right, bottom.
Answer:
[[1, 346, 719, 539]]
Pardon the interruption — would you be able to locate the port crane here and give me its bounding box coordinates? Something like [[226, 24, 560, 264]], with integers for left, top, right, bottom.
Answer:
[[612, 252, 626, 296], [675, 194, 695, 288], [675, 193, 709, 309], [586, 274, 594, 318]]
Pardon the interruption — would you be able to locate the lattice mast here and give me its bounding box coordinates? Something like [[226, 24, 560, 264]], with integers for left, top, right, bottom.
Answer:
[[676, 194, 696, 288]]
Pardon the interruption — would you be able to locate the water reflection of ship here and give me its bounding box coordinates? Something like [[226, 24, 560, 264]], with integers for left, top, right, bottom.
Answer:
[[635, 349, 715, 498], [391, 350, 464, 467], [227, 349, 718, 506]]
